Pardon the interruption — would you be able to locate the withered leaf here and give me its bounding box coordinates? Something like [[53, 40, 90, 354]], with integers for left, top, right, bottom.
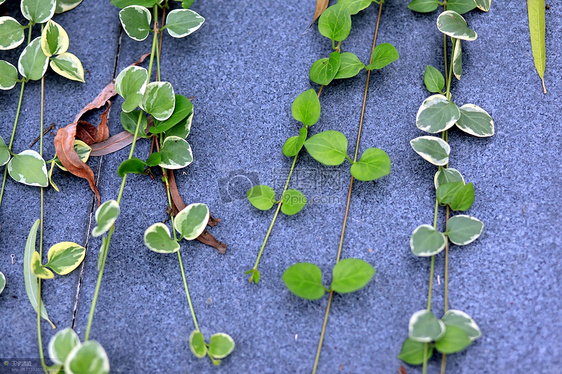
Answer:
[[310, 0, 329, 28], [90, 131, 133, 157], [197, 230, 227, 254]]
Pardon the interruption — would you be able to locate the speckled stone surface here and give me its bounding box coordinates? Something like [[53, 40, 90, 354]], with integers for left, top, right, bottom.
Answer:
[[0, 1, 560, 373]]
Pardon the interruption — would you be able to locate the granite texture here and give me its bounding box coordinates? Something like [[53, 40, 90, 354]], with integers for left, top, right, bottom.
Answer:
[[0, 1, 560, 373]]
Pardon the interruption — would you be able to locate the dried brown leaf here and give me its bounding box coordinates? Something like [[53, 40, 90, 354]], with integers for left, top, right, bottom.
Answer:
[[398, 365, 408, 374], [90, 131, 133, 157], [310, 0, 329, 28]]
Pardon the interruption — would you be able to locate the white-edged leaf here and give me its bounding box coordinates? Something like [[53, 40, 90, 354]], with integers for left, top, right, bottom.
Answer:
[[410, 136, 450, 166], [409, 309, 446, 343], [434, 167, 464, 189], [0, 17, 25, 50], [56, 0, 83, 13], [174, 203, 209, 240], [436, 10, 478, 41], [50, 52, 85, 82], [48, 328, 80, 365], [475, 0, 491, 12], [0, 60, 18, 90], [18, 37, 49, 81], [446, 215, 484, 245], [65, 340, 109, 374], [140, 81, 175, 121], [416, 94, 460, 133], [456, 104, 494, 137], [21, 0, 56, 24], [0, 271, 5, 294], [144, 223, 180, 253], [208, 333, 235, 359], [165, 9, 204, 38], [189, 330, 207, 358], [119, 5, 152, 41], [410, 224, 446, 257], [442, 309, 482, 341], [158, 136, 193, 169], [115, 66, 149, 112], [92, 200, 120, 237], [41, 20, 69, 56], [8, 150, 48, 187]]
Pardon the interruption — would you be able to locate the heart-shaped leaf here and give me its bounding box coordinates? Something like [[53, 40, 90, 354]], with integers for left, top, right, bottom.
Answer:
[[408, 0, 439, 13], [291, 89, 321, 126], [158, 136, 193, 169], [446, 215, 483, 245], [410, 136, 450, 166], [41, 20, 69, 56], [304, 130, 348, 166], [48, 328, 80, 365], [410, 224, 446, 257], [0, 17, 25, 50], [8, 150, 49, 187], [330, 258, 375, 294], [441, 309, 482, 341], [209, 333, 235, 360], [434, 325, 472, 354], [416, 94, 460, 133], [21, 0, 56, 24], [31, 251, 54, 279], [46, 242, 86, 275], [18, 37, 49, 81], [409, 309, 446, 343], [189, 330, 207, 358], [140, 81, 175, 121], [246, 185, 276, 211], [437, 11, 478, 41], [119, 5, 152, 41], [335, 52, 365, 79], [65, 340, 110, 374], [282, 262, 325, 300], [50, 52, 85, 82], [350, 147, 391, 181], [0, 60, 18, 90], [318, 3, 351, 42], [174, 203, 209, 240], [310, 51, 341, 86], [434, 167, 464, 189], [456, 104, 494, 137], [283, 127, 308, 157], [398, 337, 434, 365], [92, 200, 120, 237], [144, 223, 180, 253], [281, 189, 306, 216], [366, 43, 399, 70], [423, 65, 445, 93], [115, 66, 149, 112], [165, 9, 205, 38]]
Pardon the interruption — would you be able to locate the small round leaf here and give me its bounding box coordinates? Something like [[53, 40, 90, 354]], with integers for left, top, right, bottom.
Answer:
[[318, 4, 351, 42], [92, 200, 120, 237], [48, 328, 80, 365], [408, 0, 439, 13], [144, 223, 180, 253], [281, 189, 306, 216], [115, 66, 149, 113], [41, 20, 69, 56], [8, 150, 49, 187], [449, 182, 475, 211], [350, 147, 391, 181], [282, 262, 325, 300], [423, 65, 445, 93], [0, 60, 18, 90], [174, 203, 209, 240], [365, 43, 399, 70], [291, 89, 321, 126], [441, 309, 482, 341], [338, 0, 372, 15], [209, 333, 235, 360], [158, 136, 193, 169], [0, 17, 25, 50], [117, 157, 147, 177], [436, 11, 478, 41], [18, 37, 49, 81], [246, 185, 276, 211], [151, 95, 193, 134], [398, 337, 434, 365], [416, 94, 460, 133], [456, 104, 494, 137], [409, 309, 446, 343], [304, 130, 348, 166], [46, 242, 86, 275], [434, 167, 464, 189], [334, 52, 365, 79], [410, 136, 450, 166], [49, 52, 85, 82], [410, 224, 446, 257], [330, 258, 375, 294], [21, 0, 56, 24], [165, 9, 205, 38], [283, 127, 308, 157], [119, 5, 152, 41], [434, 325, 472, 354], [310, 51, 341, 86], [65, 340, 109, 374], [446, 215, 484, 246], [140, 81, 175, 121], [189, 330, 207, 358]]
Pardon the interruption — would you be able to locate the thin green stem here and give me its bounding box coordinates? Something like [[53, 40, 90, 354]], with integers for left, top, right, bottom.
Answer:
[[445, 38, 455, 100], [85, 5, 160, 341], [177, 251, 200, 331], [422, 342, 429, 374]]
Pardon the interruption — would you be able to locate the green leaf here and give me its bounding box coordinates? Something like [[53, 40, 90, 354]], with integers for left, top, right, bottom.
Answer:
[[117, 157, 146, 177], [18, 37, 49, 81], [434, 167, 464, 189], [410, 136, 450, 166], [158, 136, 193, 169], [24, 220, 55, 328], [446, 215, 483, 245], [165, 9, 205, 38], [166, 111, 193, 139], [436, 181, 465, 206], [330, 258, 375, 294], [41, 20, 69, 57], [410, 224, 446, 257], [55, 0, 83, 14], [21, 0, 56, 24], [436, 11, 478, 41], [189, 330, 207, 358], [398, 337, 434, 365], [475, 0, 492, 12], [0, 137, 11, 167], [452, 39, 462, 80], [0, 272, 5, 294], [282, 262, 325, 300], [442, 309, 482, 341], [119, 5, 152, 41], [310, 51, 341, 86], [174, 203, 209, 240], [50, 53, 85, 82], [450, 182, 475, 211], [334, 52, 365, 79], [55, 140, 91, 171], [140, 81, 175, 121], [246, 185, 276, 211], [0, 60, 18, 90], [409, 310, 446, 343], [8, 150, 48, 187], [441, 309, 482, 342], [115, 66, 149, 113], [281, 189, 306, 216], [31, 251, 54, 279], [145, 152, 161, 166], [182, 0, 195, 9], [244, 268, 261, 284], [291, 89, 321, 126], [408, 0, 439, 13], [304, 130, 348, 166], [65, 341, 110, 374], [318, 3, 351, 42], [338, 0, 372, 15], [434, 325, 472, 354], [48, 328, 80, 366], [46, 242, 86, 275], [209, 333, 235, 359], [283, 127, 308, 157], [144, 223, 180, 253], [456, 104, 494, 137], [0, 17, 25, 50], [416, 94, 460, 133], [366, 43, 399, 70], [446, 0, 477, 15], [120, 110, 149, 138], [92, 200, 120, 237], [350, 147, 391, 181], [151, 95, 193, 134], [111, 0, 159, 8], [423, 65, 445, 93]]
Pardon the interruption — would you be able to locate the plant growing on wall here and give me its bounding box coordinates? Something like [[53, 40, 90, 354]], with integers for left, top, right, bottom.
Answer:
[[399, 2, 493, 373]]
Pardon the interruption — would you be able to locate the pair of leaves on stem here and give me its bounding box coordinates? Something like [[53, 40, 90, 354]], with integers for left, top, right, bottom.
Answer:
[[48, 328, 109, 374], [189, 330, 235, 365], [119, 5, 204, 42], [309, 43, 398, 86], [144, 203, 210, 253], [283, 259, 375, 300], [399, 309, 481, 365], [410, 215, 484, 257], [247, 186, 306, 216], [408, 0, 491, 15]]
